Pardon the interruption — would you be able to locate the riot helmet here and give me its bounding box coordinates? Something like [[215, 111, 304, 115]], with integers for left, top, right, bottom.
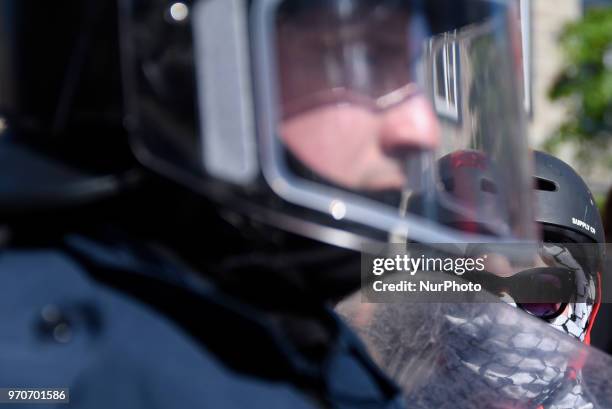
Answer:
[[119, 0, 538, 249]]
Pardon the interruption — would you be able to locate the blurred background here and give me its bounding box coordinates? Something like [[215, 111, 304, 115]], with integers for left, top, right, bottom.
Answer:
[[515, 0, 611, 198]]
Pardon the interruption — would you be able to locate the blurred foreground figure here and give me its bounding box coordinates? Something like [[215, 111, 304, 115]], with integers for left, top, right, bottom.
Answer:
[[0, 0, 539, 408]]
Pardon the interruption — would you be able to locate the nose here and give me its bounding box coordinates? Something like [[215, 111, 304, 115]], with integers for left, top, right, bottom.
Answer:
[[378, 95, 440, 153]]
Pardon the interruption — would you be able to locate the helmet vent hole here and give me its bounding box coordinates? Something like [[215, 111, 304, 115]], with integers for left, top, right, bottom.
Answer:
[[534, 177, 558, 192]]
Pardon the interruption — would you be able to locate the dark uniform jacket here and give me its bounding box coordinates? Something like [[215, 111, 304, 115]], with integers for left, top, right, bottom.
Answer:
[[0, 233, 405, 409]]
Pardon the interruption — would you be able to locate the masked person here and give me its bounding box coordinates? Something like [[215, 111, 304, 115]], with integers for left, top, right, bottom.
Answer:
[[520, 151, 604, 408], [458, 151, 605, 408], [344, 151, 605, 408], [434, 149, 603, 343], [0, 0, 538, 408]]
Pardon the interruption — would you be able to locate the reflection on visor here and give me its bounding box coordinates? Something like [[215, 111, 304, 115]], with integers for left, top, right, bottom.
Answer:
[[277, 2, 421, 113]]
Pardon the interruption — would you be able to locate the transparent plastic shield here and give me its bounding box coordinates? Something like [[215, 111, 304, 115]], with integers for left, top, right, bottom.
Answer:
[[337, 290, 612, 408], [253, 0, 536, 244]]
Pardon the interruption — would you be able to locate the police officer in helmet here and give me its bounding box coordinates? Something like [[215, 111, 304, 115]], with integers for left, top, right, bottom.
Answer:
[[0, 0, 538, 407]]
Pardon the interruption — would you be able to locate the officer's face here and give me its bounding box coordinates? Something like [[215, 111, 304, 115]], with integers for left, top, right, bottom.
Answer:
[[280, 94, 440, 191], [275, 8, 440, 191]]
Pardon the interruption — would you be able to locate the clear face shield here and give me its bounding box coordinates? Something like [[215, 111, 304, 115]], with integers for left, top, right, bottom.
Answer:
[[337, 292, 612, 408], [252, 0, 536, 245]]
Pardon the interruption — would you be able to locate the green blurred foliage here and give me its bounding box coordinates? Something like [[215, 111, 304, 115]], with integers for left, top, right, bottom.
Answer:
[[595, 192, 607, 213], [547, 7, 612, 170]]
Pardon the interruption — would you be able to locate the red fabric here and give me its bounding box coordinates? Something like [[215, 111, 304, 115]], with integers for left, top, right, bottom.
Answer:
[[583, 272, 602, 346]]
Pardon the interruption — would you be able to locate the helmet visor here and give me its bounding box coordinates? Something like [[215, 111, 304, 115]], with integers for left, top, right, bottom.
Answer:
[[253, 0, 535, 243]]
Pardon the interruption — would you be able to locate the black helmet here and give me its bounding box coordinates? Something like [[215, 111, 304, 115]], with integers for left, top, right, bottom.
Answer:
[[534, 151, 605, 243], [0, 1, 137, 213], [533, 150, 605, 262]]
